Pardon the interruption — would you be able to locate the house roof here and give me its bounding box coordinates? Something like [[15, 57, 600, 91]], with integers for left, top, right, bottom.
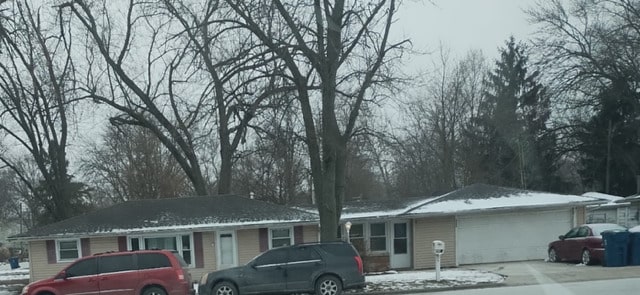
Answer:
[[582, 192, 624, 203], [10, 195, 319, 240], [582, 192, 629, 210], [618, 194, 640, 203], [404, 184, 606, 216]]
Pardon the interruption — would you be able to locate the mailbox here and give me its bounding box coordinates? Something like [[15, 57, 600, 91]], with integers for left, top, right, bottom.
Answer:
[[433, 240, 445, 255]]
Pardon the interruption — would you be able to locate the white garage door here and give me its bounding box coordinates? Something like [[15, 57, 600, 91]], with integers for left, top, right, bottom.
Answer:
[[456, 209, 572, 265]]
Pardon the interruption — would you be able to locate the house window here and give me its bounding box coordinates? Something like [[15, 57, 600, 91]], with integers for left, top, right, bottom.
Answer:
[[270, 228, 293, 248], [57, 239, 81, 261], [129, 234, 194, 266], [370, 223, 387, 252]]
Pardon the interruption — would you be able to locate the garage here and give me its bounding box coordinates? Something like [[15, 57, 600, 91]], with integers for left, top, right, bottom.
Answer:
[[455, 209, 573, 265]]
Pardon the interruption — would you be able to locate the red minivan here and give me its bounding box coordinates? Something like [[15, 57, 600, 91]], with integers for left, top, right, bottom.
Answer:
[[21, 250, 193, 295]]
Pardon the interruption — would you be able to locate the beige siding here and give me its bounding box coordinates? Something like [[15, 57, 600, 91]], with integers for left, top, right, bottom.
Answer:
[[190, 231, 216, 281], [237, 229, 260, 265], [576, 206, 586, 225], [412, 217, 456, 269], [90, 237, 119, 255], [303, 225, 319, 243], [28, 240, 72, 282]]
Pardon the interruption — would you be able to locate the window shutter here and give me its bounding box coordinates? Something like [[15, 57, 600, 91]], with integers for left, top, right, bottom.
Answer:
[[81, 238, 91, 256], [118, 236, 127, 251], [46, 240, 56, 264], [259, 228, 268, 252], [294, 226, 304, 244], [193, 232, 204, 268]]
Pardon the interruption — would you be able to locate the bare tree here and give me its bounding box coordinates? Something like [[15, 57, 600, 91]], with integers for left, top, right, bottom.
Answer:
[[62, 0, 286, 195], [82, 124, 192, 203], [0, 0, 89, 224], [60, 0, 211, 195], [228, 0, 408, 240]]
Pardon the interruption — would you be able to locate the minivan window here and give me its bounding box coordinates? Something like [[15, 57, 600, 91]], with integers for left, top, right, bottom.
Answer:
[[100, 254, 135, 274], [66, 258, 97, 277], [138, 253, 171, 269], [171, 251, 189, 267]]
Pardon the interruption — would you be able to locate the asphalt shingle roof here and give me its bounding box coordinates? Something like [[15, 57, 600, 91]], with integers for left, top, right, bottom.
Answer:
[[12, 195, 318, 239]]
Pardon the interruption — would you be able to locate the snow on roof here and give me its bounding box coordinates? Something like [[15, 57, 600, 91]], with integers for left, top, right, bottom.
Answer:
[[406, 192, 601, 215], [582, 192, 624, 202], [340, 197, 439, 219]]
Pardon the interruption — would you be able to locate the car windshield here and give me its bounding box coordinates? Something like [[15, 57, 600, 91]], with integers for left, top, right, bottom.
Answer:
[[589, 224, 627, 236]]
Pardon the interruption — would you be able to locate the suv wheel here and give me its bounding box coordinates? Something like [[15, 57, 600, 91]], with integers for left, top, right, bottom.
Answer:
[[213, 281, 238, 295], [315, 275, 342, 295], [142, 286, 166, 295]]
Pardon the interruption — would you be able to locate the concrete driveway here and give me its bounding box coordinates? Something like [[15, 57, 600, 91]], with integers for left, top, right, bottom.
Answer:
[[462, 260, 640, 286]]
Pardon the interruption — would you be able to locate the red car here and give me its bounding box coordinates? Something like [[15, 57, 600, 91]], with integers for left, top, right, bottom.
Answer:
[[548, 223, 627, 265], [21, 250, 193, 295]]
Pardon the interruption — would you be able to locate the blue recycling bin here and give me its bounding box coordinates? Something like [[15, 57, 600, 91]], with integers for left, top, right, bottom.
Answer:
[[602, 231, 630, 267], [629, 232, 640, 266], [8, 257, 20, 269]]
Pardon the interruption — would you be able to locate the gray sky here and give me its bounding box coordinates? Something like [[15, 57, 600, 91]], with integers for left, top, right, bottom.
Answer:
[[394, 0, 537, 71]]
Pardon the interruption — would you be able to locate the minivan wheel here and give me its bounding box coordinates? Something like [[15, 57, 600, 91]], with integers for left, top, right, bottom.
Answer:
[[581, 249, 592, 265], [142, 286, 166, 295], [213, 281, 238, 295], [548, 248, 558, 262], [315, 275, 342, 295]]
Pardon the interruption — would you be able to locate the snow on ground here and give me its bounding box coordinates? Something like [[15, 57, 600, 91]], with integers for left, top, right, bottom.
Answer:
[[359, 269, 505, 293], [0, 262, 29, 281], [0, 262, 29, 295]]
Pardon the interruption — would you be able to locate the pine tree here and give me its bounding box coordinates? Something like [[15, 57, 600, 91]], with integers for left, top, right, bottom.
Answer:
[[465, 37, 557, 189]]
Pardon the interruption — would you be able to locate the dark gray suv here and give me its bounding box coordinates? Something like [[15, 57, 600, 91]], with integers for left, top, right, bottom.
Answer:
[[198, 242, 365, 295]]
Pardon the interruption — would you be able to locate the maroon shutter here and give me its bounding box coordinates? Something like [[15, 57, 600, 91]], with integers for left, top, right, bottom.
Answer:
[[193, 232, 204, 268], [117, 236, 127, 251], [46, 240, 56, 264], [294, 226, 304, 244], [259, 228, 268, 252], [81, 238, 91, 256]]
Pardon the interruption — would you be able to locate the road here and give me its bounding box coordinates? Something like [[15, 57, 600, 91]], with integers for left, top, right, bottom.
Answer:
[[420, 278, 640, 295]]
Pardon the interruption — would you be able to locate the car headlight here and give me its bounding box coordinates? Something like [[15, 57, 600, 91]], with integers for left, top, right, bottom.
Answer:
[[199, 272, 209, 285]]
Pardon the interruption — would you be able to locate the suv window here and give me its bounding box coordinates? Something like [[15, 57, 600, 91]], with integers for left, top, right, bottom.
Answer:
[[318, 243, 358, 257], [138, 253, 171, 269], [254, 248, 288, 266], [99, 254, 135, 274], [66, 257, 97, 277], [289, 246, 321, 262]]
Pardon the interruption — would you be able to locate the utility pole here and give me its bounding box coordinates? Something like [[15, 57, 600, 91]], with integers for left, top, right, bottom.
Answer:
[[606, 120, 612, 194]]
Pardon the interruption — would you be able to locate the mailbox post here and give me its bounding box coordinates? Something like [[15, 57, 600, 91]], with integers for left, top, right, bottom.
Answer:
[[432, 240, 445, 281]]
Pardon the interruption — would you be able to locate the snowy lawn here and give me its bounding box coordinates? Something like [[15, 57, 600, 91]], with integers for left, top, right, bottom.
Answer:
[[0, 261, 29, 295], [357, 269, 505, 293]]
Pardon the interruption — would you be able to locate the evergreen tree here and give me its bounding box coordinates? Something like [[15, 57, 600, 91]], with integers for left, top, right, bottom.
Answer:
[[465, 37, 558, 189], [577, 79, 640, 196]]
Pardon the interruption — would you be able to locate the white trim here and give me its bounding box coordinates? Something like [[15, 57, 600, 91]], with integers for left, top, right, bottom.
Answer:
[[56, 238, 81, 262], [126, 232, 195, 267], [268, 226, 294, 249]]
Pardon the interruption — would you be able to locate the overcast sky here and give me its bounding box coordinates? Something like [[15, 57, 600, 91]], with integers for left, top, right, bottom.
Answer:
[[394, 0, 538, 72]]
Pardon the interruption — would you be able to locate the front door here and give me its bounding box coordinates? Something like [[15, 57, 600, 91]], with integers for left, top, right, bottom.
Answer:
[[216, 231, 238, 270], [390, 222, 411, 269]]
